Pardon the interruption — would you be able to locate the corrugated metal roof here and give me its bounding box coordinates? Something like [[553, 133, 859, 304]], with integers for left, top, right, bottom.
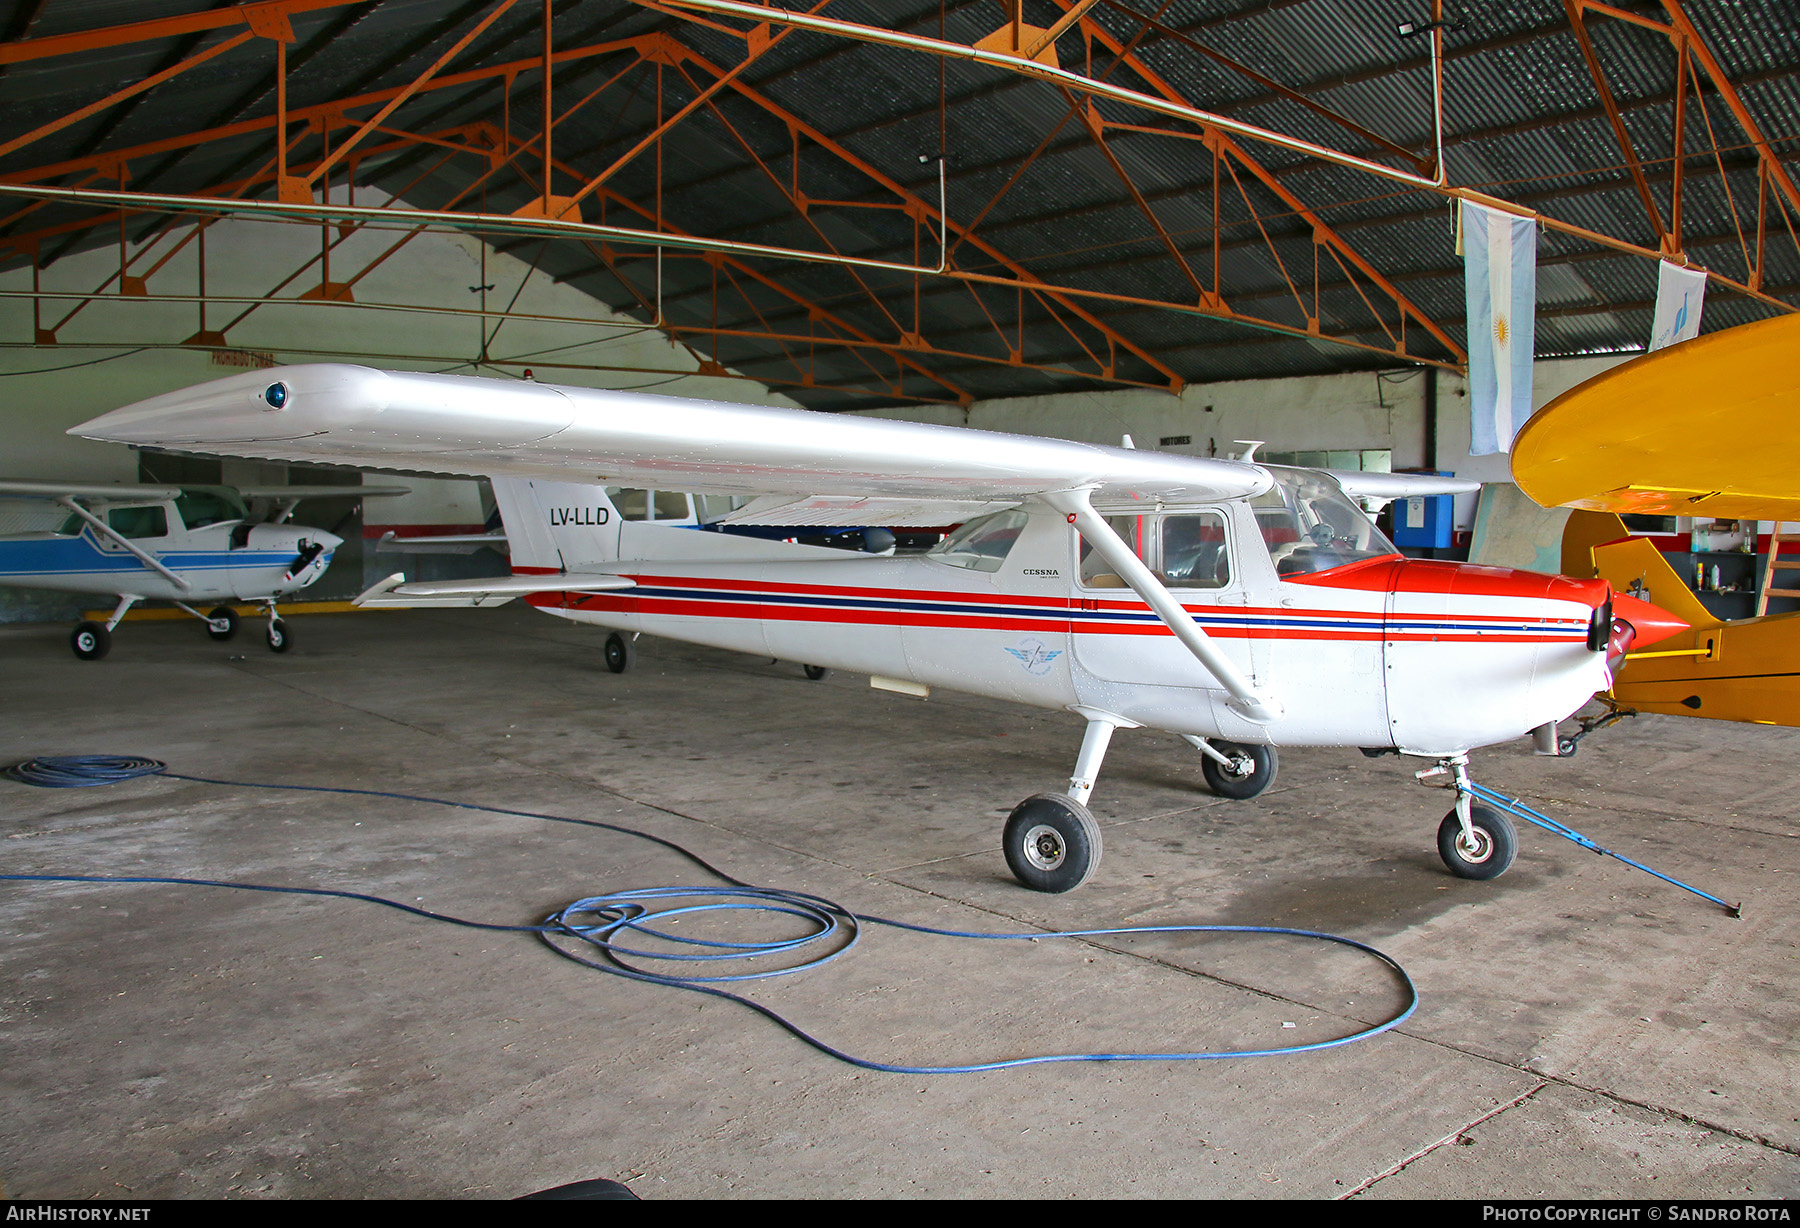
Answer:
[[0, 0, 1795, 409]]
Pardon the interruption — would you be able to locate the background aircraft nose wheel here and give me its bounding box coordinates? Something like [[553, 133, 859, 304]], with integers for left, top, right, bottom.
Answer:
[[1201, 741, 1278, 799], [1437, 804, 1517, 879], [266, 618, 292, 653], [206, 606, 239, 642], [803, 665, 830, 681], [1002, 793, 1102, 893], [602, 632, 635, 674], [70, 621, 110, 661]]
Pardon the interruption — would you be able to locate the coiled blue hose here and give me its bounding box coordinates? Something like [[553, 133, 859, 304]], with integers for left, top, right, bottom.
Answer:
[[4, 754, 168, 787], [3, 756, 1418, 1072]]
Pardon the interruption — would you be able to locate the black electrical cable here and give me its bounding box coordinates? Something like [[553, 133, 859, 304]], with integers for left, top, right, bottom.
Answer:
[[3, 755, 1419, 1071]]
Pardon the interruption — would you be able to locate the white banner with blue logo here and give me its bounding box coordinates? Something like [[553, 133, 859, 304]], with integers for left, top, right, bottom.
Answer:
[[1649, 260, 1706, 351], [1462, 200, 1537, 456]]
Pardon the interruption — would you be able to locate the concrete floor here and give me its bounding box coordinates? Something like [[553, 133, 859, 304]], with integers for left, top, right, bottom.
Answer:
[[1, 606, 1796, 1200]]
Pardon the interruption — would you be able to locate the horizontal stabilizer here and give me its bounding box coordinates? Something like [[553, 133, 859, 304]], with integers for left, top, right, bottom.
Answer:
[[1326, 471, 1482, 511], [718, 494, 1019, 528], [375, 530, 509, 555], [354, 571, 634, 609]]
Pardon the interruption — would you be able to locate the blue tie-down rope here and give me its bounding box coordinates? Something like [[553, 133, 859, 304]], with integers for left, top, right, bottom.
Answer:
[[1462, 780, 1741, 917], [2, 755, 1418, 1073]]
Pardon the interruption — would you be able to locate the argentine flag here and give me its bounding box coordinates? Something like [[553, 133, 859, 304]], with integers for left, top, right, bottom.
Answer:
[[1463, 201, 1537, 455], [1649, 260, 1706, 351]]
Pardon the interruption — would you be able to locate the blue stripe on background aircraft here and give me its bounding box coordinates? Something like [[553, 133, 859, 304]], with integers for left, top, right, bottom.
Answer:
[[71, 365, 1690, 892], [0, 479, 405, 659]]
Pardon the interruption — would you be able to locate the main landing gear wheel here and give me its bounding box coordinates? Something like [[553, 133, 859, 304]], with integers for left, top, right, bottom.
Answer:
[[1003, 794, 1102, 894], [803, 665, 830, 681], [70, 621, 110, 661], [1438, 804, 1518, 880], [1201, 741, 1278, 800], [206, 606, 239, 642], [266, 619, 292, 653], [603, 632, 635, 674]]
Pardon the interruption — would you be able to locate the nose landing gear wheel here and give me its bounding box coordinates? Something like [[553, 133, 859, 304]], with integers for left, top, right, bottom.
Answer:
[[603, 632, 634, 674], [1003, 793, 1102, 893], [803, 665, 830, 681], [1201, 742, 1277, 799], [206, 606, 239, 642], [70, 621, 111, 661], [266, 619, 292, 653], [1437, 804, 1517, 880]]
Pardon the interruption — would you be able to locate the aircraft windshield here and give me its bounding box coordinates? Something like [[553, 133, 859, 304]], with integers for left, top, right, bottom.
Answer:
[[928, 509, 1028, 572], [1254, 467, 1398, 578], [175, 487, 247, 530]]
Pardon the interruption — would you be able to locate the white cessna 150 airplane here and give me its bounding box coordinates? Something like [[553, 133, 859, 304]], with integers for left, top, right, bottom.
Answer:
[[72, 364, 1685, 892], [0, 478, 401, 659]]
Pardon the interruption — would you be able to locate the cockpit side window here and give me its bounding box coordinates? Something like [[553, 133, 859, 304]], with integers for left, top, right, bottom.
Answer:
[[1158, 513, 1230, 589], [927, 509, 1029, 572], [1078, 511, 1231, 589], [1078, 515, 1144, 588], [106, 505, 168, 539]]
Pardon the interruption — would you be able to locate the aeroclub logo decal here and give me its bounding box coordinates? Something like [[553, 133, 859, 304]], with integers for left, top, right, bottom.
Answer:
[[1004, 636, 1064, 676]]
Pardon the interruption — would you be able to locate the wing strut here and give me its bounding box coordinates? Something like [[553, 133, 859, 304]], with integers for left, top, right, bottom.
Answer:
[[55, 497, 190, 591], [1045, 487, 1282, 725]]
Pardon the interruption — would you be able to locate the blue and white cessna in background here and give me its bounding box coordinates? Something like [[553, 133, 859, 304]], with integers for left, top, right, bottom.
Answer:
[[0, 480, 403, 659]]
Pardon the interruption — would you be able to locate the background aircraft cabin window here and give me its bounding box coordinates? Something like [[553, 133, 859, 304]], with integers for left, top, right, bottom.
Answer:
[[173, 488, 246, 530], [106, 505, 168, 539], [604, 487, 649, 521], [695, 494, 746, 523], [1254, 468, 1398, 577], [927, 509, 1029, 572], [651, 491, 691, 521]]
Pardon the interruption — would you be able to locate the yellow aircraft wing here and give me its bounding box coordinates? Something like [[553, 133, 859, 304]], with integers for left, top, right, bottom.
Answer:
[[1514, 314, 1800, 521]]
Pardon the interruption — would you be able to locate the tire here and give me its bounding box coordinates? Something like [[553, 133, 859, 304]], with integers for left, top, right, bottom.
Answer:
[[266, 619, 292, 653], [803, 665, 830, 681], [1437, 805, 1518, 880], [1003, 793, 1102, 893], [1201, 741, 1278, 800], [1556, 735, 1579, 757], [70, 621, 111, 661], [603, 632, 634, 674], [206, 606, 239, 642]]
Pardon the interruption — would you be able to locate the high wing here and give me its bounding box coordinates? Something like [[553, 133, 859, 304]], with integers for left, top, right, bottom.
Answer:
[[71, 364, 1273, 509]]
